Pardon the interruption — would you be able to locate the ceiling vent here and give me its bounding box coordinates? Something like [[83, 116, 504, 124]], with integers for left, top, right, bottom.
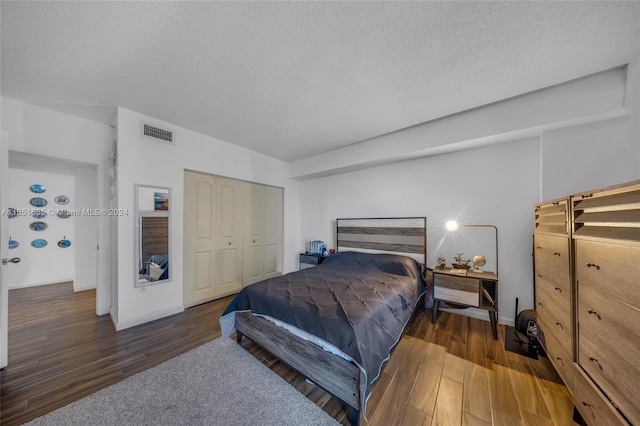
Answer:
[[141, 122, 174, 144]]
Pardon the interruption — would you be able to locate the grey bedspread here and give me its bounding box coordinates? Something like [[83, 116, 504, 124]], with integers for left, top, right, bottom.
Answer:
[[220, 251, 426, 408]]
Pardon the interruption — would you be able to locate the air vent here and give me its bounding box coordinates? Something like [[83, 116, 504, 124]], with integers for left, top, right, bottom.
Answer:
[[141, 122, 174, 144]]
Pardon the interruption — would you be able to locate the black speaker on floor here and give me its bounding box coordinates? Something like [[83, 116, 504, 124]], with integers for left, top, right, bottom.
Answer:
[[504, 299, 546, 359]]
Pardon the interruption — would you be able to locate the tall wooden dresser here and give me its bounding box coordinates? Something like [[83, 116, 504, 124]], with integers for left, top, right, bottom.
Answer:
[[572, 181, 640, 425], [535, 181, 640, 426], [533, 197, 574, 389]]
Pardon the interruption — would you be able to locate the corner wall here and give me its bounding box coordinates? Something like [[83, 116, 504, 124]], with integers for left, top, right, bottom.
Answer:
[[298, 59, 640, 326], [1, 97, 114, 315], [115, 108, 300, 330]]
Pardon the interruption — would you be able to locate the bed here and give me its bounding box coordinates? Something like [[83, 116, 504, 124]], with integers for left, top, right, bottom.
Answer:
[[220, 217, 427, 425], [146, 254, 169, 281]]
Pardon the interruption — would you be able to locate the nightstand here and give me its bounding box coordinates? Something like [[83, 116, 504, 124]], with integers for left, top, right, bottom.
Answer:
[[299, 253, 329, 270], [432, 268, 499, 339]]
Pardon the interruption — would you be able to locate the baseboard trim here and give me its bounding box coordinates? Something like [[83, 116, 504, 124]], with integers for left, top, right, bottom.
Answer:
[[113, 305, 185, 331], [438, 306, 515, 327], [8, 278, 74, 290]]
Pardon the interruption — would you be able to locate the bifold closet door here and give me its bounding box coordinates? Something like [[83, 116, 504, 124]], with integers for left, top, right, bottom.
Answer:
[[185, 171, 283, 304], [183, 171, 216, 307], [243, 184, 265, 286], [214, 177, 244, 296], [263, 186, 283, 279], [242, 184, 283, 286]]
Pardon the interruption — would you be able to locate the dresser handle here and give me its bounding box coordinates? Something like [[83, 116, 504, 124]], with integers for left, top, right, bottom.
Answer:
[[556, 356, 564, 366], [555, 322, 563, 330], [536, 246, 542, 250], [582, 402, 591, 407], [587, 309, 602, 320], [553, 252, 561, 256], [581, 193, 593, 199], [537, 274, 543, 279], [589, 357, 603, 370], [538, 302, 544, 308], [586, 263, 600, 270], [554, 287, 562, 293]]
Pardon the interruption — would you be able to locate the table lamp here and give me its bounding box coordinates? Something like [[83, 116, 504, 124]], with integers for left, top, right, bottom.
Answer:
[[445, 220, 499, 277]]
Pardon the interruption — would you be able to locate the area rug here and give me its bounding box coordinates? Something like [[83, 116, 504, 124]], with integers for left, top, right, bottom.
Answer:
[[26, 338, 339, 426]]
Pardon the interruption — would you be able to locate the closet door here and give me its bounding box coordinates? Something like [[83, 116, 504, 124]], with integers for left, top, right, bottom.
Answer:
[[215, 177, 244, 296], [264, 185, 283, 279], [243, 184, 265, 286], [183, 171, 216, 307]]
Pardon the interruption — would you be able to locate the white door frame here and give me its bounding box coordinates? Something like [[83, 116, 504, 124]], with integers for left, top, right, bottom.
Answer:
[[1, 130, 10, 368]]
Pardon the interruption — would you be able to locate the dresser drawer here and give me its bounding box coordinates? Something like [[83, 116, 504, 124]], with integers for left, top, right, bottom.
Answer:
[[572, 364, 628, 426], [536, 279, 571, 324], [534, 234, 570, 272], [577, 293, 640, 424], [538, 313, 572, 359], [433, 274, 479, 307], [534, 268, 571, 302], [534, 234, 571, 305], [575, 240, 640, 308], [536, 285, 572, 347], [540, 324, 573, 390]]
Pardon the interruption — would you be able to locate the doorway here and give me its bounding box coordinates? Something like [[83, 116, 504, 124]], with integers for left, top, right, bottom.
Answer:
[[3, 151, 101, 368]]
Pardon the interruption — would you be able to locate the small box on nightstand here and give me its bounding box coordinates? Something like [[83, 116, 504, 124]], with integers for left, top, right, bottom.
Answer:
[[299, 253, 329, 270]]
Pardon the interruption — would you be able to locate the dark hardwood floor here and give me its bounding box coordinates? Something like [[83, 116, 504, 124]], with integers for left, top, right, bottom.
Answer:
[[0, 282, 576, 426]]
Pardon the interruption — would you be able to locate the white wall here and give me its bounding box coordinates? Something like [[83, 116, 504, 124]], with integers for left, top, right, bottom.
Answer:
[[1, 97, 113, 314], [291, 67, 629, 179], [7, 169, 75, 288], [74, 166, 98, 291], [299, 139, 540, 324], [115, 108, 300, 330], [541, 115, 638, 200], [298, 58, 640, 326]]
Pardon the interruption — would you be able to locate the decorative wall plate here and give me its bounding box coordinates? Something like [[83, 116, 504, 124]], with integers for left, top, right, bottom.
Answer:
[[31, 239, 47, 248], [32, 210, 47, 218], [57, 238, 71, 248], [30, 197, 48, 207], [29, 221, 48, 231], [57, 210, 71, 219], [55, 195, 69, 205], [8, 238, 19, 249], [29, 184, 47, 194], [8, 207, 17, 219]]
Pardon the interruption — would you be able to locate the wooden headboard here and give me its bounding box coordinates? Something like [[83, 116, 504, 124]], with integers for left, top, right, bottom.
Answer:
[[336, 217, 427, 264]]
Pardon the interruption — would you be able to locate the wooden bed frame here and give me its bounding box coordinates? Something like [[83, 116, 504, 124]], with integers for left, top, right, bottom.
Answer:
[[235, 217, 427, 426]]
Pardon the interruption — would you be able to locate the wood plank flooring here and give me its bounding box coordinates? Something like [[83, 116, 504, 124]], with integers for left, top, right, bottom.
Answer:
[[0, 282, 577, 426]]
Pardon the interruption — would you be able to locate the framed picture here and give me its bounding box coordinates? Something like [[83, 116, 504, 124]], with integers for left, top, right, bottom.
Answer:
[[154, 192, 169, 211]]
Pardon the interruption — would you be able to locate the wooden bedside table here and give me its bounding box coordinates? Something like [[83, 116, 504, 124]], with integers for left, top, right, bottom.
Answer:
[[432, 268, 499, 339]]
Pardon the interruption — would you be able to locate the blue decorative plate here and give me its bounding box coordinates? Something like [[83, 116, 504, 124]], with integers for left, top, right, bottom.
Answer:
[[55, 195, 69, 205], [31, 239, 47, 248], [8, 238, 19, 249], [29, 221, 48, 231], [30, 184, 47, 194], [57, 210, 71, 219], [8, 207, 17, 218], [57, 238, 71, 248], [30, 197, 48, 208], [32, 209, 47, 218]]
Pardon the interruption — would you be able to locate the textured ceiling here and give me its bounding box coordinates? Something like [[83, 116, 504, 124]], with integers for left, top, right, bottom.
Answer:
[[2, 2, 639, 161]]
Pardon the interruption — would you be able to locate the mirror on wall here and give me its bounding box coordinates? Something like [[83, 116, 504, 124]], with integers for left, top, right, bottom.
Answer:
[[135, 184, 171, 287]]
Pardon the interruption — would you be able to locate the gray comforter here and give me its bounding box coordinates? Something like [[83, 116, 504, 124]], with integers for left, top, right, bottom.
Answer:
[[220, 251, 426, 408]]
